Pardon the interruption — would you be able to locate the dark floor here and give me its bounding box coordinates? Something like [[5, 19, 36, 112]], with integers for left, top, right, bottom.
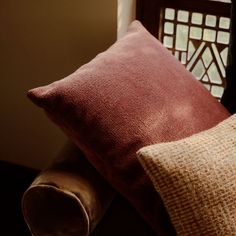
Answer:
[[0, 160, 156, 236], [0, 161, 37, 236]]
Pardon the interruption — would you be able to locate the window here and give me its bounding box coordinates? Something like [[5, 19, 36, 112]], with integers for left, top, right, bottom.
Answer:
[[137, 0, 231, 100], [161, 8, 230, 99]]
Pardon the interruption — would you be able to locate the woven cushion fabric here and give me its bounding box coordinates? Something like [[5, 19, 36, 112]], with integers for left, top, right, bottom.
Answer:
[[137, 115, 236, 236], [27, 20, 229, 234]]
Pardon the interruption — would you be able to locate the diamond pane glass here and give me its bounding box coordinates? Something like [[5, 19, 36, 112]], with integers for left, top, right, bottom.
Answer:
[[176, 24, 189, 51], [206, 15, 217, 27], [164, 22, 174, 34], [208, 63, 222, 84], [219, 17, 230, 29], [202, 48, 213, 68], [161, 7, 230, 100], [211, 85, 224, 98], [165, 8, 175, 20], [178, 10, 189, 22], [192, 60, 205, 79], [192, 13, 203, 25], [217, 31, 230, 44], [163, 36, 173, 48], [203, 29, 216, 42], [190, 27, 202, 40]]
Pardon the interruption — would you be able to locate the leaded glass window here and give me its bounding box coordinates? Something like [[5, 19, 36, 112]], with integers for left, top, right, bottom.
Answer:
[[160, 8, 230, 100]]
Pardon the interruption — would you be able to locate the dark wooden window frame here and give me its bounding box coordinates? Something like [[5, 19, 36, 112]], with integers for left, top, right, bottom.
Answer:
[[136, 0, 236, 111], [136, 0, 231, 39]]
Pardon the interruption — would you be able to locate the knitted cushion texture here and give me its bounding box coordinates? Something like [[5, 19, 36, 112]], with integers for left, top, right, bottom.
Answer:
[[137, 115, 236, 236], [27, 20, 229, 234]]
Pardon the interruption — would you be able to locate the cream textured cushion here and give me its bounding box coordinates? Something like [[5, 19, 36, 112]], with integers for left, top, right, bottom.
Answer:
[[137, 115, 236, 236]]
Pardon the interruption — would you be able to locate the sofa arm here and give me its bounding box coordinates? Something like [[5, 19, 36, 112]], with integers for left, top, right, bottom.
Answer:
[[22, 141, 116, 236]]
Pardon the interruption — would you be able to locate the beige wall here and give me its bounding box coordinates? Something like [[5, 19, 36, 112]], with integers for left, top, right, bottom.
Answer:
[[0, 0, 117, 169]]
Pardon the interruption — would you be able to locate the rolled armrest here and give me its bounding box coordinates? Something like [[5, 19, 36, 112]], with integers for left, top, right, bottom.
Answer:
[[22, 141, 116, 236]]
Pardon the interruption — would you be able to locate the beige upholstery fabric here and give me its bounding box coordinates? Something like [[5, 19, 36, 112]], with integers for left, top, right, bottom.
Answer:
[[22, 141, 115, 236], [137, 115, 236, 236]]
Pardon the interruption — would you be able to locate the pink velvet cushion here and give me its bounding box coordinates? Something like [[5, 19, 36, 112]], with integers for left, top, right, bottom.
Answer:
[[27, 21, 229, 234]]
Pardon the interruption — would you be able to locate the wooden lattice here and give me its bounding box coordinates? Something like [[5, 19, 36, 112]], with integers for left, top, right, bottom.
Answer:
[[160, 8, 230, 99], [136, 0, 231, 100]]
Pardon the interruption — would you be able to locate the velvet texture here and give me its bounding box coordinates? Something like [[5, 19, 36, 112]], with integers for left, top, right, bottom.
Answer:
[[22, 142, 115, 236], [137, 115, 236, 235], [27, 21, 229, 234]]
